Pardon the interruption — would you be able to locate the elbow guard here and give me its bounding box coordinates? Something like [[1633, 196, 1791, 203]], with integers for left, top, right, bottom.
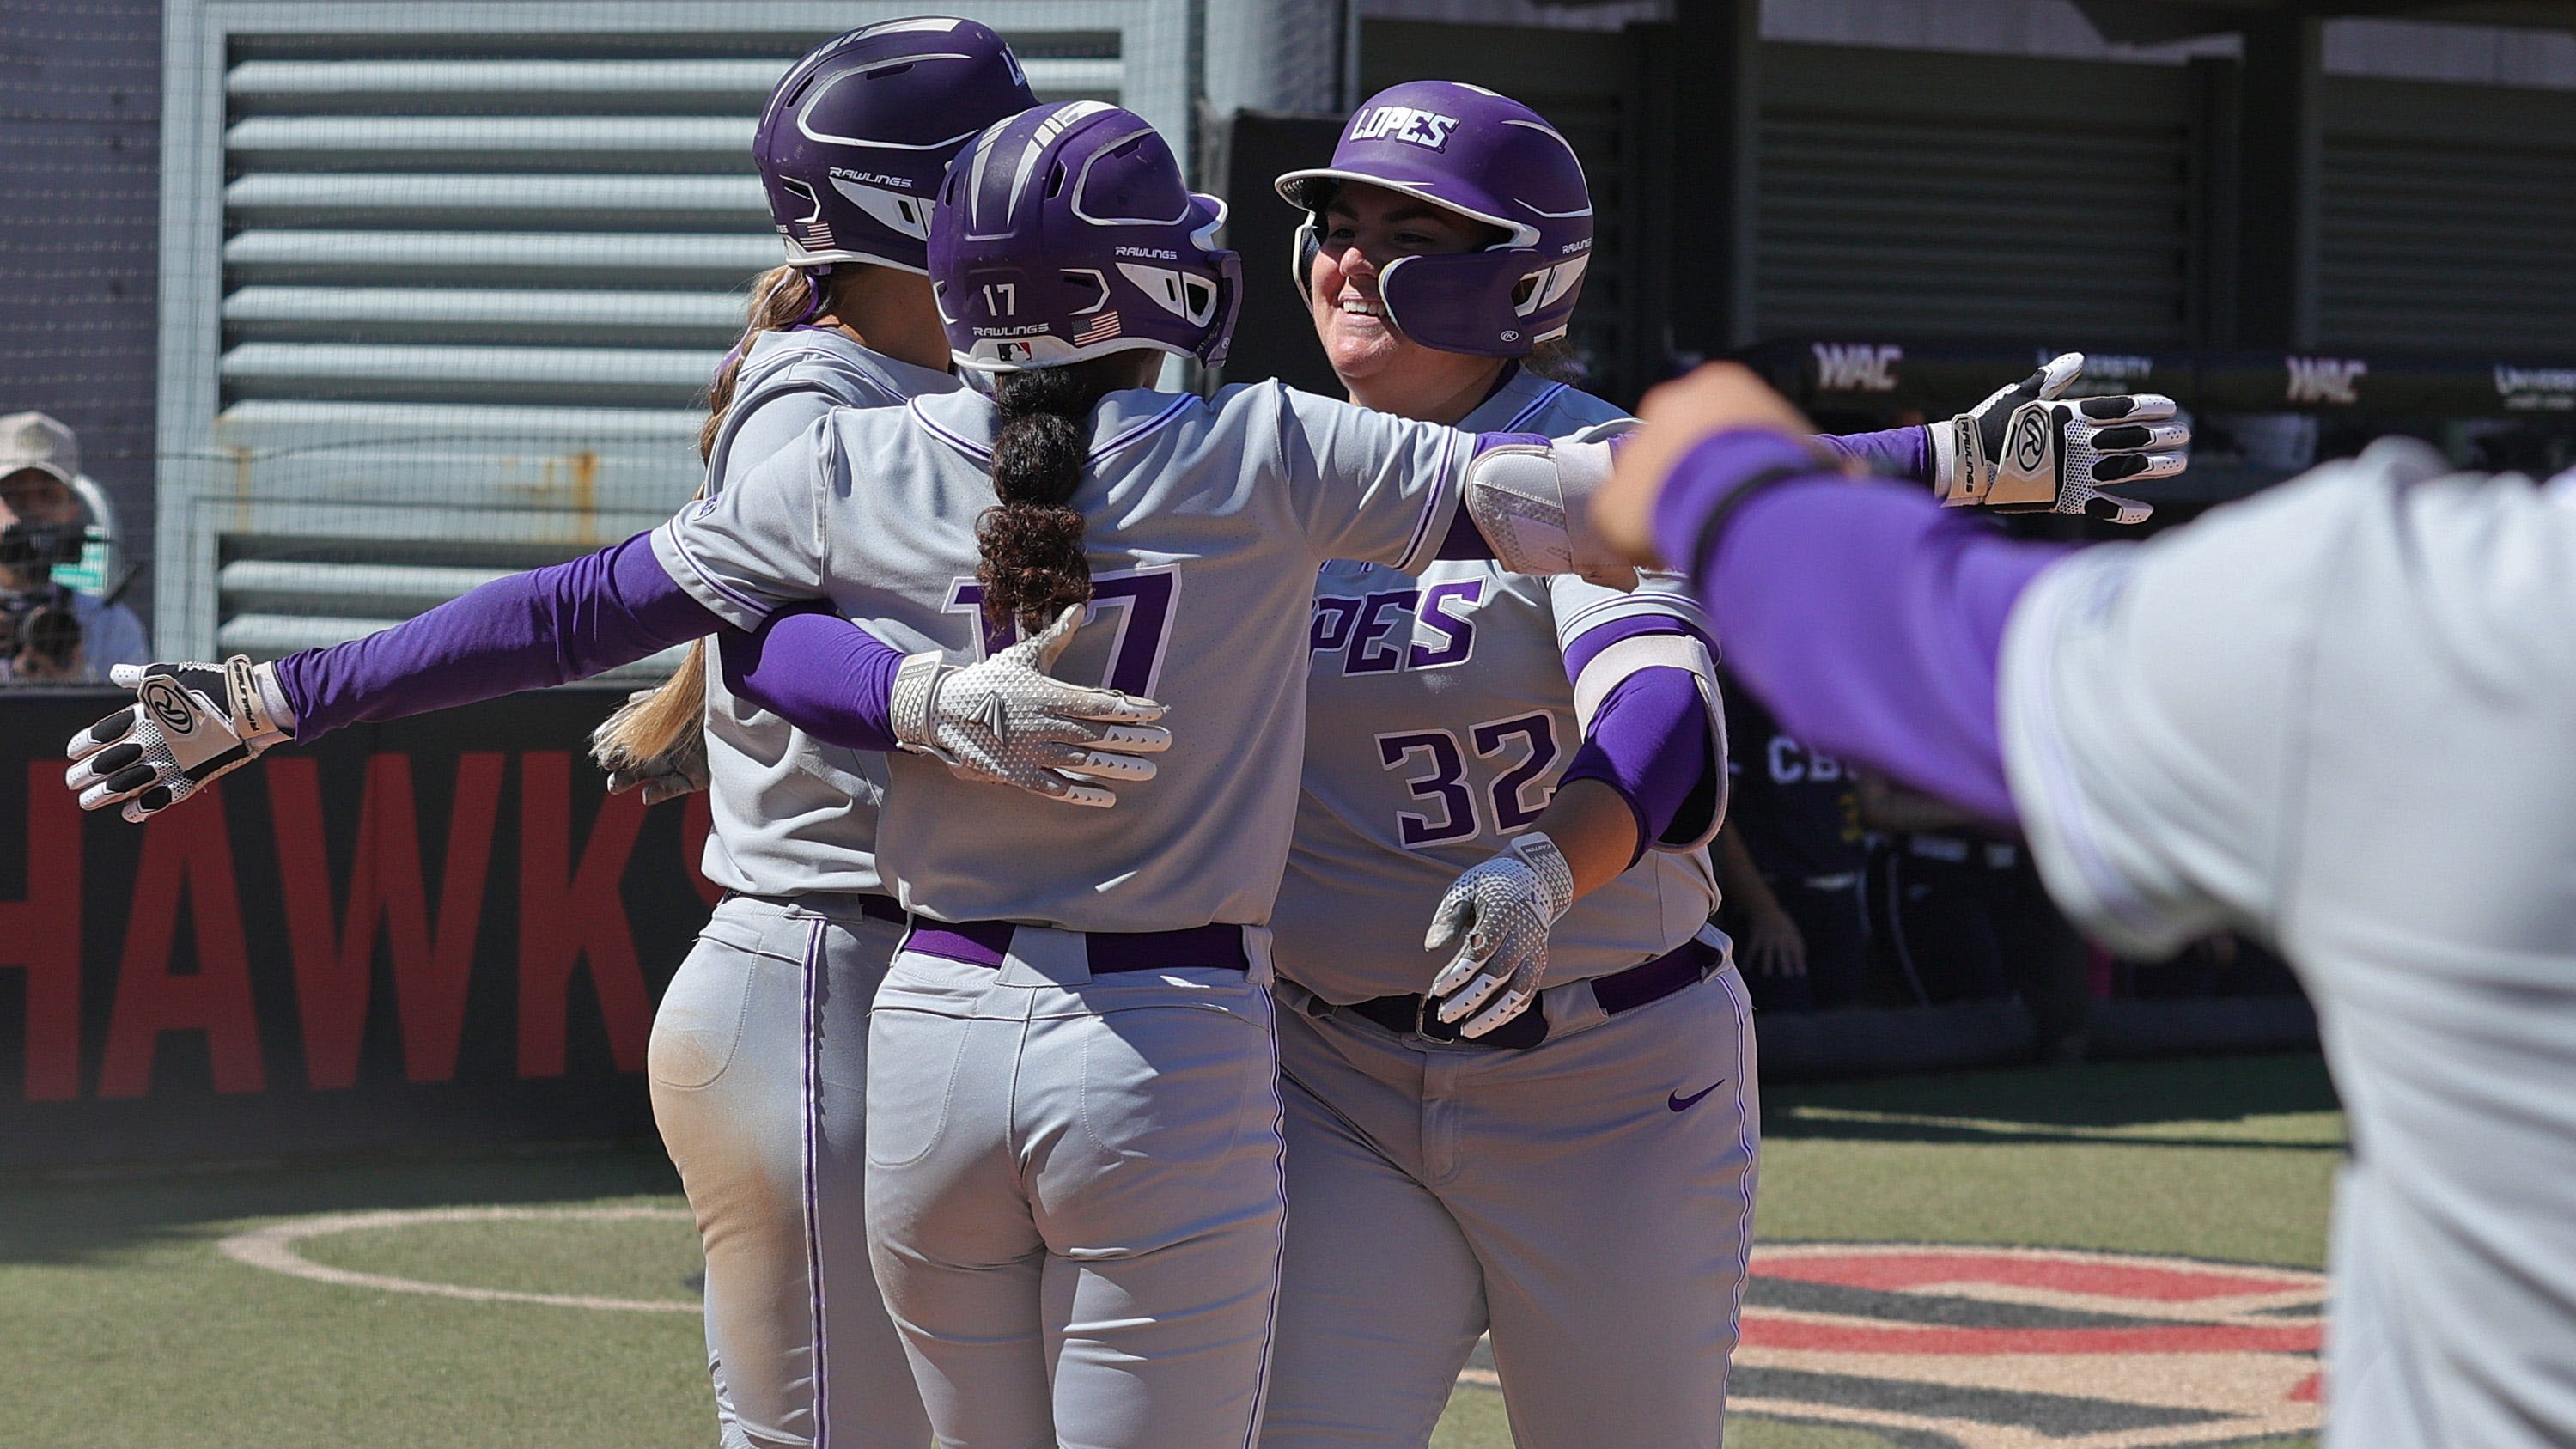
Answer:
[[1462, 438, 1638, 590], [1572, 631, 1729, 852]]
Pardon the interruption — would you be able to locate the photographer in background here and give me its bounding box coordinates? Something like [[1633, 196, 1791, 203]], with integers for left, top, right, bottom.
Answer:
[[0, 412, 146, 682]]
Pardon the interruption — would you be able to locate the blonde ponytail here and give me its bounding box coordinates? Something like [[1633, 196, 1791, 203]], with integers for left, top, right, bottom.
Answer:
[[595, 265, 825, 782]]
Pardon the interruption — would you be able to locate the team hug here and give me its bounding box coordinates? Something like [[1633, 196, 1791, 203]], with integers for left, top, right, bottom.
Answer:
[[59, 15, 2571, 1449]]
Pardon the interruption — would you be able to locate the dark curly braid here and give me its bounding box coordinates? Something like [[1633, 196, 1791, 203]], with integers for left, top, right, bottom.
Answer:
[[976, 360, 1126, 633]]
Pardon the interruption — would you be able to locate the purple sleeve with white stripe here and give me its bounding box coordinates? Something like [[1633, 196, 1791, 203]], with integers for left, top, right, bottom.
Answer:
[[1556, 666, 1714, 865], [716, 604, 903, 752], [275, 532, 728, 740], [1652, 429, 2068, 824], [1818, 425, 1932, 486]]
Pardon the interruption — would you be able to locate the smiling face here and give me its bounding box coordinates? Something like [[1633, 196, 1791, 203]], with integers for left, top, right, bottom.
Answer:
[[1306, 180, 1510, 422]]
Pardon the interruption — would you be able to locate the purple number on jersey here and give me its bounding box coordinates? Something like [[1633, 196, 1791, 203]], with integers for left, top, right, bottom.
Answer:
[[1372, 709, 1564, 849], [1471, 710, 1559, 833], [1375, 728, 1480, 847], [944, 566, 1180, 695]]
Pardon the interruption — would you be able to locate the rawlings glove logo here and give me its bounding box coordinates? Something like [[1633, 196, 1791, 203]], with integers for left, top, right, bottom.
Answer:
[[2008, 407, 2053, 473], [142, 678, 196, 735]]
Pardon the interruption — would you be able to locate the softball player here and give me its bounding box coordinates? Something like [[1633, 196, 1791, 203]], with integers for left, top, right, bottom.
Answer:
[[1255, 82, 2189, 1447], [647, 100, 1641, 1448], [1258, 82, 1753, 1449], [618, 24, 1033, 1449], [1603, 362, 2576, 1449]]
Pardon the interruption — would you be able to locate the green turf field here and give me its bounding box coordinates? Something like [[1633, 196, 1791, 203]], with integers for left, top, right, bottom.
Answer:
[[0, 1052, 2341, 1447]]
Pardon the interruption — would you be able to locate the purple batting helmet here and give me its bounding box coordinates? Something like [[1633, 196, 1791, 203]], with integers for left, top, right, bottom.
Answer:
[[930, 101, 1242, 371], [752, 17, 1037, 274], [1275, 80, 1592, 358]]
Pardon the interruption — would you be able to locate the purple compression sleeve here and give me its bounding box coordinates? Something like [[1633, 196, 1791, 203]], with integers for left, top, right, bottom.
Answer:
[[1652, 429, 2068, 824], [1556, 665, 1714, 865], [1819, 425, 1932, 486], [275, 532, 728, 740], [717, 605, 904, 752]]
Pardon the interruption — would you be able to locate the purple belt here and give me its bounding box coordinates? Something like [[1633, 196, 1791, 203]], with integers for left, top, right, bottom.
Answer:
[[900, 919, 1250, 975], [1339, 934, 1721, 1050]]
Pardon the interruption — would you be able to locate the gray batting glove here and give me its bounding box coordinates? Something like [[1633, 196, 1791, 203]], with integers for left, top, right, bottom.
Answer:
[[1930, 351, 2185, 525], [1424, 831, 1575, 1038], [592, 689, 709, 806], [64, 656, 295, 823], [889, 604, 1172, 808]]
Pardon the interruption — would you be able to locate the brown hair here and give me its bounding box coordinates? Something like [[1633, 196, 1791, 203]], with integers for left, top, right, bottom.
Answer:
[[975, 361, 1126, 634], [594, 265, 820, 776]]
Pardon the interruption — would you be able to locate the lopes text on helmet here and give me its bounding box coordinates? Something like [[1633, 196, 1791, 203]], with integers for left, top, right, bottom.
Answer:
[[1349, 106, 1460, 150]]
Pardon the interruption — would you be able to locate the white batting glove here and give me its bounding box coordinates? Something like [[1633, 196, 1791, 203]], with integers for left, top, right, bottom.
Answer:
[[889, 604, 1172, 808], [592, 689, 709, 807], [64, 657, 295, 823], [1930, 352, 2185, 525], [1424, 831, 1575, 1038]]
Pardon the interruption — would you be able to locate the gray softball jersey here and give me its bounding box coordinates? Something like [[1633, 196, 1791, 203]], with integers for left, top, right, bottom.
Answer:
[[1274, 371, 1723, 1002], [654, 377, 1474, 932], [695, 327, 959, 898], [1997, 439, 2576, 1448]]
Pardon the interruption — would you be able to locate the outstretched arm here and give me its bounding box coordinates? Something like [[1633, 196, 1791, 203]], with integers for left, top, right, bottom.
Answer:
[[64, 533, 742, 821], [1593, 367, 2077, 826], [279, 533, 724, 738]]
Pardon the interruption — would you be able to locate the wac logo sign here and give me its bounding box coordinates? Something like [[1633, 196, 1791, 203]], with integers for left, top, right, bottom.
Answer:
[[1812, 343, 1903, 393], [2283, 356, 2367, 405], [1735, 1245, 2324, 1447]]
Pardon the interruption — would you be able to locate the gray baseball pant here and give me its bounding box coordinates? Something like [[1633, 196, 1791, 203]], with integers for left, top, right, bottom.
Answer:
[[1258, 959, 1759, 1449], [648, 892, 931, 1449], [863, 928, 1288, 1449]]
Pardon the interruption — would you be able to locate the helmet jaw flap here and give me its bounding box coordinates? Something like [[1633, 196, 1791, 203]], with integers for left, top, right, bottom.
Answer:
[[930, 103, 1242, 373], [1377, 247, 1588, 358]]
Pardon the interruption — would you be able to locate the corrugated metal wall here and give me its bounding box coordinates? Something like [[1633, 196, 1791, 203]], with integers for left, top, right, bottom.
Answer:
[[1756, 42, 2199, 349], [202, 36, 1117, 659], [2318, 75, 2576, 354]]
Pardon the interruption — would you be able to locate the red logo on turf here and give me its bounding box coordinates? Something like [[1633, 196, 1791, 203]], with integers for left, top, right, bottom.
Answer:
[[1736, 1245, 2324, 1446]]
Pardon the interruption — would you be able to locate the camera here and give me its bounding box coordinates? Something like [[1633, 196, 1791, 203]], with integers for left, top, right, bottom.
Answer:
[[0, 587, 81, 670], [0, 520, 92, 571], [0, 521, 95, 673]]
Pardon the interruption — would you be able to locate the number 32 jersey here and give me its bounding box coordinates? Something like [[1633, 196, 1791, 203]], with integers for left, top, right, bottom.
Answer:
[[1271, 371, 1726, 1002]]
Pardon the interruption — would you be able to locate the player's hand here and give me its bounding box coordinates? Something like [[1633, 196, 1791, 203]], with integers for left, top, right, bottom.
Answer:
[[1931, 352, 2184, 524], [1424, 831, 1575, 1038], [1592, 362, 1824, 566], [593, 688, 709, 806], [889, 605, 1172, 808], [1739, 902, 1808, 978], [64, 656, 294, 822]]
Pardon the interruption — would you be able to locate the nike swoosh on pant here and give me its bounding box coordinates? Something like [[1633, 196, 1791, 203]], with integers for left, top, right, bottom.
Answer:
[[1668, 1080, 1726, 1112]]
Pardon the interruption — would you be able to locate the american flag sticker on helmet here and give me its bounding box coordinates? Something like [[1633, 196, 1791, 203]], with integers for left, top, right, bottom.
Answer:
[[1075, 310, 1121, 345]]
